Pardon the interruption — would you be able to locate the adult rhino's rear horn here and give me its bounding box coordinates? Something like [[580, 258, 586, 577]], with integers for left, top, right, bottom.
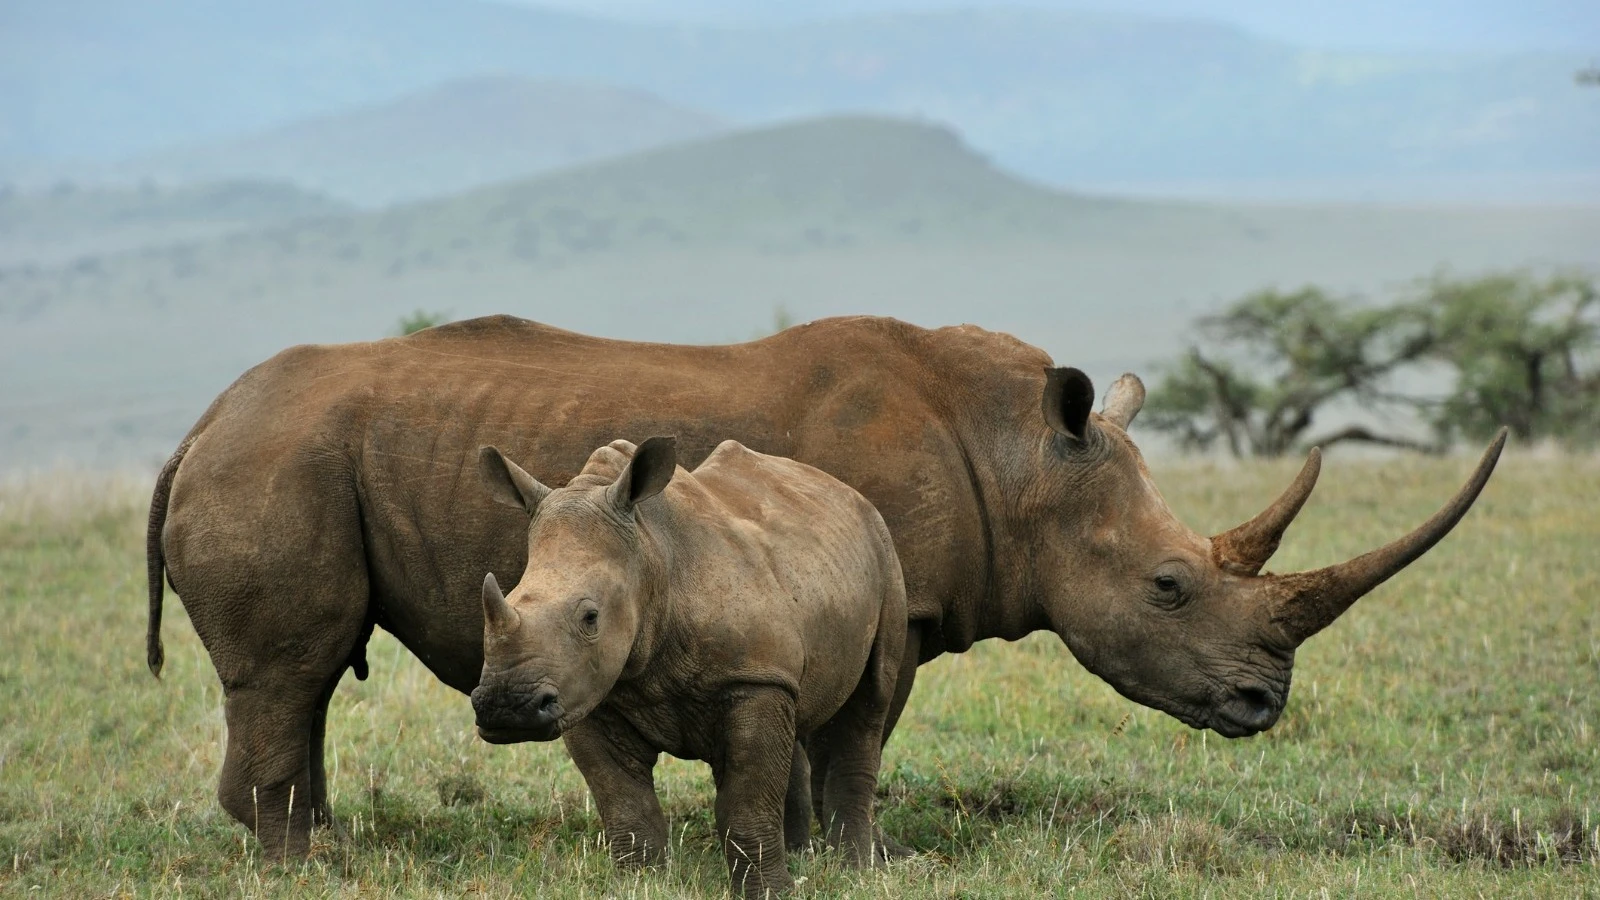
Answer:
[[1100, 373, 1147, 430], [1211, 449, 1323, 576], [1264, 428, 1508, 646]]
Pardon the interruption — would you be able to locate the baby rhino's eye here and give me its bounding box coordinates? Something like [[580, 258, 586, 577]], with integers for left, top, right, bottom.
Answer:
[[579, 602, 600, 635]]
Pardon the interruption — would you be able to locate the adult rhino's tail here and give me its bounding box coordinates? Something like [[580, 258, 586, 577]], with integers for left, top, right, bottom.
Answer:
[[147, 435, 195, 678]]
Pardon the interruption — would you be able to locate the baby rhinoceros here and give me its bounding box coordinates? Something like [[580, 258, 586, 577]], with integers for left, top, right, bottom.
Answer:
[[471, 436, 907, 898]]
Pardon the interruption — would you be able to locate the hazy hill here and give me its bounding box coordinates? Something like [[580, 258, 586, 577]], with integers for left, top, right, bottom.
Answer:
[[118, 77, 729, 206], [3, 1, 1594, 200], [330, 115, 1149, 260], [5, 115, 1598, 471], [0, 116, 1111, 278], [0, 179, 348, 267]]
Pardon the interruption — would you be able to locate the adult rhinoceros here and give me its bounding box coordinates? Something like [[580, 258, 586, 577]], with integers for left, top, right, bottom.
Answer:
[[146, 315, 1503, 858]]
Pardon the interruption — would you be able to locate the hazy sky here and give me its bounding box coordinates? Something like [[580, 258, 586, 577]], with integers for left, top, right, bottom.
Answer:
[[512, 0, 1600, 52]]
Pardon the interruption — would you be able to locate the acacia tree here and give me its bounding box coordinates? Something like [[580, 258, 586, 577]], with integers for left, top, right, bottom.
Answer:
[[1144, 287, 1436, 457], [1420, 271, 1599, 444]]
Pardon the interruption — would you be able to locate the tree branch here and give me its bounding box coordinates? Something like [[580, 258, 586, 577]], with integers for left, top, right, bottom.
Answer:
[[1302, 425, 1443, 455], [1188, 351, 1249, 457]]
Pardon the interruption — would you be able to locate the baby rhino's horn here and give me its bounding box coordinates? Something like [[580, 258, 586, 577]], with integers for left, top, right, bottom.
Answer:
[[483, 572, 520, 632]]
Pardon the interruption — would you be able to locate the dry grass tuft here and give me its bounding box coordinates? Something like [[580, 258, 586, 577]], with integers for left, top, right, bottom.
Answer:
[[1109, 815, 1248, 876], [1345, 806, 1598, 868]]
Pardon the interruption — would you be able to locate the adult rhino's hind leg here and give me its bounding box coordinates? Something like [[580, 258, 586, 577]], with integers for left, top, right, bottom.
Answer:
[[217, 663, 356, 859], [164, 464, 369, 861], [307, 616, 372, 835]]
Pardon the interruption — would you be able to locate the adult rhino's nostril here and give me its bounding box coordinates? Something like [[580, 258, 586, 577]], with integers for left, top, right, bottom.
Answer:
[[1228, 686, 1278, 733], [1238, 686, 1272, 711]]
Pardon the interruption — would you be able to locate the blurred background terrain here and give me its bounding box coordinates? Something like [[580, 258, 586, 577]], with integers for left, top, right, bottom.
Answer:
[[1, 0, 1597, 469]]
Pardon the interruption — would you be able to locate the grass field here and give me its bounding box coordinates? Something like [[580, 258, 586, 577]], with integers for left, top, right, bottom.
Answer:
[[2, 452, 1596, 897]]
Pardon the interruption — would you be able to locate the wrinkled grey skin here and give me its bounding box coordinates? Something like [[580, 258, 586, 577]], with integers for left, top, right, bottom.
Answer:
[[471, 437, 906, 898]]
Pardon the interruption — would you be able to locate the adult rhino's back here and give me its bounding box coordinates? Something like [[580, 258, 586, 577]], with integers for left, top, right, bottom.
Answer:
[[155, 315, 1008, 691]]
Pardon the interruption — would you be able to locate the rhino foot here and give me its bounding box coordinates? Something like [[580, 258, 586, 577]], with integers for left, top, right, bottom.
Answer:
[[874, 830, 917, 861]]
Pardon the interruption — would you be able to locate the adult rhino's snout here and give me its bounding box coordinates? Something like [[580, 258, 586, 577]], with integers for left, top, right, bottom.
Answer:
[[471, 682, 564, 743]]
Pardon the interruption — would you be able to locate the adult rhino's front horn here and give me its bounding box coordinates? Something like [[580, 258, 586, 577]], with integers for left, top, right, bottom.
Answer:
[[1224, 428, 1507, 647]]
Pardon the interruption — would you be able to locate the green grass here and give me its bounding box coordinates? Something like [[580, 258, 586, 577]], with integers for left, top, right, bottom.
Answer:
[[2, 453, 1597, 897]]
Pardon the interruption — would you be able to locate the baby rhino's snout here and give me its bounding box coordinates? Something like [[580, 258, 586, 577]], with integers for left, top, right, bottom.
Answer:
[[470, 681, 564, 743]]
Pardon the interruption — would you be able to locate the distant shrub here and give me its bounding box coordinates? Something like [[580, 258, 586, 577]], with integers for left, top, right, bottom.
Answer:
[[395, 309, 451, 335], [752, 304, 796, 339], [772, 304, 795, 332]]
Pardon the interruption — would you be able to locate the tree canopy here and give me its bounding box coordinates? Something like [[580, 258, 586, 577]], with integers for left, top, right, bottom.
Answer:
[[1144, 287, 1434, 456], [1423, 272, 1599, 444], [1145, 271, 1599, 456]]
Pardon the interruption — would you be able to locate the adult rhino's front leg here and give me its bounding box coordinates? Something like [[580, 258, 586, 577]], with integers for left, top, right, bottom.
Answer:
[[815, 589, 906, 866], [878, 620, 924, 748], [563, 713, 669, 867], [714, 687, 798, 898], [783, 741, 813, 852]]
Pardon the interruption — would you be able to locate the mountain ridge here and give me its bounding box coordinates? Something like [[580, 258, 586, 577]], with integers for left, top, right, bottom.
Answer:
[[113, 77, 729, 206]]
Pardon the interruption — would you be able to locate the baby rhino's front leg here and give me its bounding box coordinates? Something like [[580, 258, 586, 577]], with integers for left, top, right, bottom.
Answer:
[[564, 714, 670, 867], [714, 687, 798, 898]]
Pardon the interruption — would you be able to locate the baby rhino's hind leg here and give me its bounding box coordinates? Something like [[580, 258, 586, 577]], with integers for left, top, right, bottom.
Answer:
[[814, 579, 907, 866]]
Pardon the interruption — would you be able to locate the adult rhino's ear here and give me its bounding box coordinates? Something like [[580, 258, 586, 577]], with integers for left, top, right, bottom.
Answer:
[[479, 446, 551, 514], [609, 435, 677, 513], [1042, 367, 1096, 441]]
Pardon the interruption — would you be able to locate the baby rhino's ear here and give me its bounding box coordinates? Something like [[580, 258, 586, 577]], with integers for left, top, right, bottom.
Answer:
[[479, 446, 551, 514], [609, 436, 677, 513]]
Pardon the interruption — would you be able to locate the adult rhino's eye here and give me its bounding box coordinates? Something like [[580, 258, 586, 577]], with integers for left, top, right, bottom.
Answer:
[[1149, 572, 1190, 609], [580, 606, 599, 633]]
